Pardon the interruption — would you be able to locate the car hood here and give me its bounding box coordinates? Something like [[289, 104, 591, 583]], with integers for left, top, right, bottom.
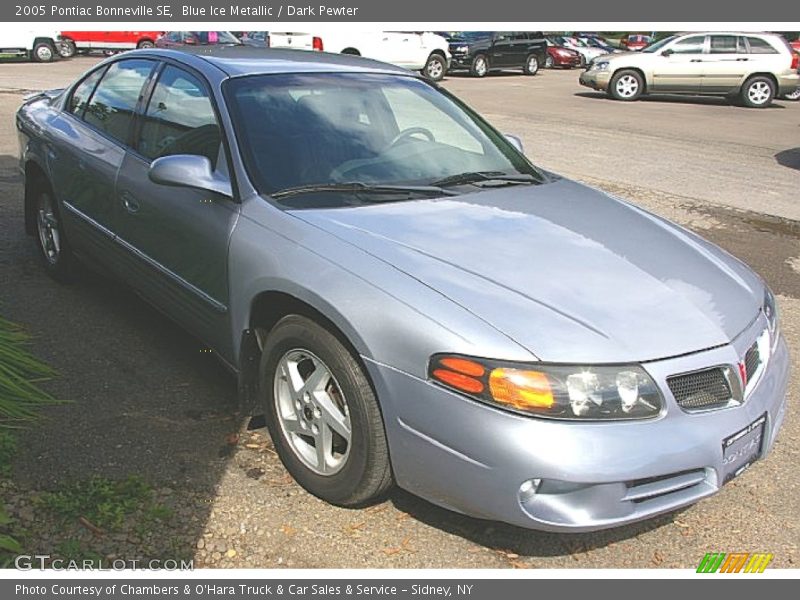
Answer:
[[290, 179, 762, 363]]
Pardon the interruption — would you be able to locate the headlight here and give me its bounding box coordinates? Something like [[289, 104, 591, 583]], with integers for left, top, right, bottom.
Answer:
[[456, 46, 468, 53], [591, 61, 610, 71], [428, 355, 663, 420], [764, 286, 780, 343]]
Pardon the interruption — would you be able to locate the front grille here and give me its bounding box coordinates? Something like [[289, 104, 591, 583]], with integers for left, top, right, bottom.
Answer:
[[744, 341, 761, 385], [667, 368, 732, 411]]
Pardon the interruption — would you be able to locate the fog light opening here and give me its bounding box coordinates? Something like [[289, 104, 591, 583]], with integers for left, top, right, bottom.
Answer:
[[519, 478, 541, 503]]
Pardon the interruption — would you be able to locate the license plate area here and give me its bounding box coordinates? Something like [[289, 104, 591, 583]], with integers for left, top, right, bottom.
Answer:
[[722, 413, 766, 484]]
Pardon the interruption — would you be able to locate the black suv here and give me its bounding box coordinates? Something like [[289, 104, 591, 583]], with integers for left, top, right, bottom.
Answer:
[[440, 31, 547, 77]]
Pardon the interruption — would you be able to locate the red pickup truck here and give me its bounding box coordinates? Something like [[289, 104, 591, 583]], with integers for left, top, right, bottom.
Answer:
[[58, 31, 163, 57]]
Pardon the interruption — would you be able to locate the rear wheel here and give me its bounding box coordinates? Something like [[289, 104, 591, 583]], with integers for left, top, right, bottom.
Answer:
[[32, 42, 55, 63], [137, 39, 155, 49], [740, 76, 775, 108], [523, 54, 540, 75], [470, 54, 488, 77], [57, 40, 76, 58], [609, 69, 644, 101], [783, 86, 800, 101], [260, 315, 392, 507], [422, 53, 446, 82]]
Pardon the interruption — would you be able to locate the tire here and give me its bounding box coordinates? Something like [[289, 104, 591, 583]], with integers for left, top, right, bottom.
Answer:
[[783, 86, 800, 101], [609, 69, 644, 101], [341, 48, 360, 56], [544, 55, 554, 69], [260, 315, 392, 507], [137, 39, 155, 49], [470, 54, 488, 77], [33, 186, 77, 282], [422, 53, 446, 82], [578, 54, 587, 68], [523, 53, 540, 75], [740, 75, 776, 108], [57, 40, 76, 58], [32, 42, 55, 63]]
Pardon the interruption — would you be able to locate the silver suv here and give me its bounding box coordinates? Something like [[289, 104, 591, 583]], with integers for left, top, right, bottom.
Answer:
[[580, 32, 800, 107]]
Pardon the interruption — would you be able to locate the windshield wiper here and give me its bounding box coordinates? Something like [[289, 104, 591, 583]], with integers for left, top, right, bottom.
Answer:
[[271, 181, 457, 200], [432, 171, 538, 188]]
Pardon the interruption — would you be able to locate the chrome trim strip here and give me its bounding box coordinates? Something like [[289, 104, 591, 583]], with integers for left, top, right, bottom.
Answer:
[[62, 201, 227, 314]]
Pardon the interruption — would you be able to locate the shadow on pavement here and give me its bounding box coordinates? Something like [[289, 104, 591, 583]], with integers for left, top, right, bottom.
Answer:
[[775, 148, 800, 170]]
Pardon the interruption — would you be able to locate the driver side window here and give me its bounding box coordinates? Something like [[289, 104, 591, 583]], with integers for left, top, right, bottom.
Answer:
[[137, 65, 221, 167], [669, 36, 706, 54]]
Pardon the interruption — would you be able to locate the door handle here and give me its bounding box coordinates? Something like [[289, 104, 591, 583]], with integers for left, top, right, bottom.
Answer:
[[736, 57, 749, 61], [690, 59, 703, 62], [120, 191, 140, 214]]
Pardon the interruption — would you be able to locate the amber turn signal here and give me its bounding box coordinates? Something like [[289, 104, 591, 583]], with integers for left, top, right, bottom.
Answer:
[[489, 368, 555, 410]]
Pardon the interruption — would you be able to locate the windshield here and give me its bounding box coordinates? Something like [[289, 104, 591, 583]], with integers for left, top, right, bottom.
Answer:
[[445, 31, 491, 42], [226, 73, 544, 207], [641, 35, 677, 53]]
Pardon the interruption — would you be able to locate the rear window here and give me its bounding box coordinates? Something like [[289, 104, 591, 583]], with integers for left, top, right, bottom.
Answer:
[[746, 37, 778, 54]]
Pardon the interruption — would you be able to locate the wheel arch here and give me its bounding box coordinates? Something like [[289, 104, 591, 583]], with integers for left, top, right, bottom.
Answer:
[[23, 159, 50, 236], [739, 71, 778, 92], [612, 66, 648, 93]]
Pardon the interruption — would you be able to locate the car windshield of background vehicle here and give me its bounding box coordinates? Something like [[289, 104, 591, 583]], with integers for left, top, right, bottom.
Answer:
[[226, 72, 543, 207], [641, 35, 677, 52]]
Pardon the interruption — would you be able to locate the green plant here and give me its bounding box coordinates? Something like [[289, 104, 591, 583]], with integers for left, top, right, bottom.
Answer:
[[54, 539, 103, 566], [41, 475, 152, 531], [0, 316, 61, 427]]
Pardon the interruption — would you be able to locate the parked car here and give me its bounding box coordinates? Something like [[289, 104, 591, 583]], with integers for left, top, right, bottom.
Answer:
[[155, 31, 242, 48], [17, 47, 788, 532], [545, 40, 582, 69], [546, 35, 606, 67], [268, 31, 450, 82], [238, 32, 271, 48], [0, 29, 61, 62], [620, 34, 653, 51], [580, 32, 800, 107], [58, 31, 162, 58], [579, 36, 621, 54], [441, 31, 546, 77]]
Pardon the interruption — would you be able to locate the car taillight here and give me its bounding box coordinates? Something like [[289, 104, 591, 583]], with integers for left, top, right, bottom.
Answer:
[[792, 52, 799, 70], [313, 36, 323, 51]]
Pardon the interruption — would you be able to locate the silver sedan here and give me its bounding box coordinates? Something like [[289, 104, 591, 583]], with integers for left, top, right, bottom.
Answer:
[[16, 47, 788, 531]]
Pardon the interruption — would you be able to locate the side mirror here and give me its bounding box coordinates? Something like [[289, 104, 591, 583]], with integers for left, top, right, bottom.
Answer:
[[148, 154, 232, 198], [661, 48, 674, 57], [504, 134, 524, 154]]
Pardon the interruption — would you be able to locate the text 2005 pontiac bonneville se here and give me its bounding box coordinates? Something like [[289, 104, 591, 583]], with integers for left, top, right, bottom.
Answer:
[[17, 47, 788, 531]]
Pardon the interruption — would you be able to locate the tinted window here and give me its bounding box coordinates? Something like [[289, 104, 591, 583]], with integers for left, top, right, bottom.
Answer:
[[83, 59, 155, 144], [68, 67, 105, 116], [670, 36, 705, 54], [226, 73, 541, 201], [746, 37, 778, 54], [138, 66, 220, 166], [709, 35, 737, 53]]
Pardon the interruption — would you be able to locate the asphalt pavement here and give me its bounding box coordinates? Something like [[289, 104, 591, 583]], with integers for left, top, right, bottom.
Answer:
[[0, 57, 797, 568]]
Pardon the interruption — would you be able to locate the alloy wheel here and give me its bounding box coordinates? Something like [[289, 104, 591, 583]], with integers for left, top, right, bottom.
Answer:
[[616, 75, 639, 98], [274, 349, 352, 476], [747, 81, 772, 106]]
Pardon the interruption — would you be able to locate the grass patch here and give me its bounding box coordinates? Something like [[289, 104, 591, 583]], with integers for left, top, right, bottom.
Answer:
[[0, 316, 61, 427], [0, 505, 22, 567], [53, 539, 103, 566], [41, 475, 153, 531]]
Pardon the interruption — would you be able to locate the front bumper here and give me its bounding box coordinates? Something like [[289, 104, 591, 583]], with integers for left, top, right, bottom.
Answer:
[[579, 68, 611, 91], [552, 54, 582, 68], [365, 318, 789, 532]]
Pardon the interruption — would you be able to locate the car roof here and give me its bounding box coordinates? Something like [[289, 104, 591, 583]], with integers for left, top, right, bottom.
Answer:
[[136, 46, 414, 78]]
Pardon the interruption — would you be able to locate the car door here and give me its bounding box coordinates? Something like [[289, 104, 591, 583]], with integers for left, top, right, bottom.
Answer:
[[114, 62, 238, 350], [49, 58, 157, 267], [651, 34, 707, 92], [489, 33, 515, 68], [703, 35, 750, 92], [508, 32, 531, 67]]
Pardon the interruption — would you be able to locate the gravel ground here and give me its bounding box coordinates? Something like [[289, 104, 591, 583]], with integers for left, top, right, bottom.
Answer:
[[0, 57, 797, 569]]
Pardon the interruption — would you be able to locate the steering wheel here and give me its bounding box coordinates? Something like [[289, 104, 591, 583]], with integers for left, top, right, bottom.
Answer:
[[389, 126, 435, 147]]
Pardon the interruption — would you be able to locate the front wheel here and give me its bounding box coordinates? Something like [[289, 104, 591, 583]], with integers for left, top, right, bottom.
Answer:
[[470, 54, 488, 77], [260, 315, 392, 507], [137, 39, 155, 49], [32, 42, 55, 63], [422, 53, 446, 82], [34, 188, 77, 282], [740, 76, 775, 108], [609, 69, 644, 101], [523, 54, 540, 75], [544, 54, 554, 69]]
